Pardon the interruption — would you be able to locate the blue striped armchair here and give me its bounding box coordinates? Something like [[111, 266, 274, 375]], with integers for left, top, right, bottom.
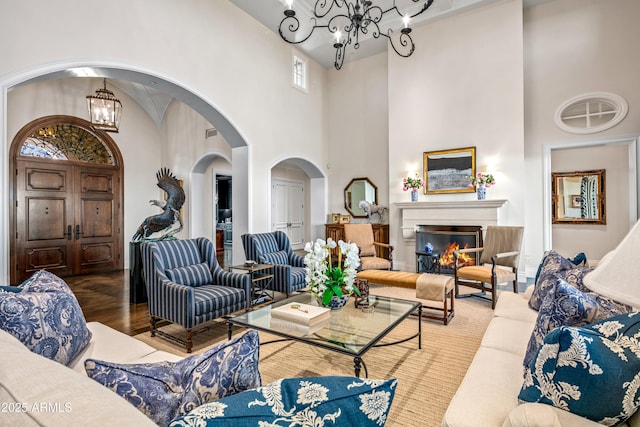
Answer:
[[241, 231, 307, 296], [141, 237, 251, 352]]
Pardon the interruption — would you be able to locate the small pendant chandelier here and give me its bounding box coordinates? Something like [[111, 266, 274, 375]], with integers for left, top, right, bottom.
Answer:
[[87, 78, 122, 133]]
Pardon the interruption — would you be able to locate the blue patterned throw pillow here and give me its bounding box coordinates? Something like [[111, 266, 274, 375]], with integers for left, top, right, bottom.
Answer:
[[529, 251, 594, 311], [523, 278, 632, 369], [169, 376, 398, 427], [85, 330, 261, 426], [0, 270, 92, 366], [519, 312, 640, 425]]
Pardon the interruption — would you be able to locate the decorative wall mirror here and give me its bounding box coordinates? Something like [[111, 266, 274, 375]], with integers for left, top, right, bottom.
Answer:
[[552, 169, 606, 224], [344, 177, 378, 218]]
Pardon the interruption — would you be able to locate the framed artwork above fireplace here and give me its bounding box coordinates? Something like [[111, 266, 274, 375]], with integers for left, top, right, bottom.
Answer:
[[423, 147, 476, 194]]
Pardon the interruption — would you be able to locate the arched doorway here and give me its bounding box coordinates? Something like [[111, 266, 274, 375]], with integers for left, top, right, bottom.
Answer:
[[9, 115, 124, 284], [190, 153, 233, 266], [270, 157, 326, 249]]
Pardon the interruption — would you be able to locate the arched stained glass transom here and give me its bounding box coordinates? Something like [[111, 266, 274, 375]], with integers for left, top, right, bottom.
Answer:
[[20, 122, 114, 165]]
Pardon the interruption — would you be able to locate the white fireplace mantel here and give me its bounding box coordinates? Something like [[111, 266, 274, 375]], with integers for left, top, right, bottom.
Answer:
[[395, 199, 508, 240]]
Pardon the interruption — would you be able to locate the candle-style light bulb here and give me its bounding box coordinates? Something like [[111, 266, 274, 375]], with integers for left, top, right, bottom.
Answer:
[[335, 30, 342, 43], [286, 0, 293, 9], [403, 15, 410, 29]]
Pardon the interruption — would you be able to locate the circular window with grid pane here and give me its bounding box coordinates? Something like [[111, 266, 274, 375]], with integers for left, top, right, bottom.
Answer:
[[555, 92, 628, 134]]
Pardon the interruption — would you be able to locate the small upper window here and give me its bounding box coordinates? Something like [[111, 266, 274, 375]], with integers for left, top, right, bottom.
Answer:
[[555, 92, 628, 134], [293, 55, 307, 92]]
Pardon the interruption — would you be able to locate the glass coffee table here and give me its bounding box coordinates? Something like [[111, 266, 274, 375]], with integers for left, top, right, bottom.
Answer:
[[227, 292, 422, 377]]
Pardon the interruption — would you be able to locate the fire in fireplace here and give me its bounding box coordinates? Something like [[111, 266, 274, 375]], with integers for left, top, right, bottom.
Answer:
[[415, 225, 483, 274]]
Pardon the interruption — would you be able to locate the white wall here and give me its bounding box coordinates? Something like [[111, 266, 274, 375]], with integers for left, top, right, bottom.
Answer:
[[326, 52, 390, 225], [326, 0, 640, 274], [162, 98, 235, 241], [7, 78, 162, 267], [0, 0, 331, 280], [4, 0, 640, 280], [387, 0, 525, 271], [551, 143, 631, 260], [524, 0, 640, 270]]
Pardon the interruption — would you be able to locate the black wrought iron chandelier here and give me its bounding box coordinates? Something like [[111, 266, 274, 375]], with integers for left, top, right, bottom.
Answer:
[[279, 0, 434, 70]]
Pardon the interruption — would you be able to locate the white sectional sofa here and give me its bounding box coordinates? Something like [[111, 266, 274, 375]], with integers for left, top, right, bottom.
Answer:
[[442, 287, 640, 427], [0, 321, 181, 426], [1, 266, 401, 427]]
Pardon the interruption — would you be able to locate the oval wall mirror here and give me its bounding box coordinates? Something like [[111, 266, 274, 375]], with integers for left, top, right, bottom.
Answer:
[[552, 169, 606, 224], [344, 177, 378, 218]]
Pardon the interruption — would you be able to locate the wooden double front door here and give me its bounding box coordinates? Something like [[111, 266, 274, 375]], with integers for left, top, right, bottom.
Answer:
[[13, 159, 122, 284]]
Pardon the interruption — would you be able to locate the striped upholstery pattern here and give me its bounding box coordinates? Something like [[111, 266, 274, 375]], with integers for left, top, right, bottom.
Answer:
[[166, 262, 212, 287], [141, 238, 250, 330], [261, 250, 289, 265], [153, 239, 202, 269], [241, 231, 306, 295]]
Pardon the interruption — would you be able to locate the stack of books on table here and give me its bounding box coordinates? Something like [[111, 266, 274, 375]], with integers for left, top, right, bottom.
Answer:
[[270, 302, 331, 334]]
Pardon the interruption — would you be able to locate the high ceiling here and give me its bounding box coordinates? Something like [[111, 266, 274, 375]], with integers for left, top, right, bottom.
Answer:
[[229, 0, 552, 68], [22, 0, 551, 130]]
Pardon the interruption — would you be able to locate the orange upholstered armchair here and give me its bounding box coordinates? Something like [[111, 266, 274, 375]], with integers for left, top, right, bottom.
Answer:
[[343, 223, 393, 271]]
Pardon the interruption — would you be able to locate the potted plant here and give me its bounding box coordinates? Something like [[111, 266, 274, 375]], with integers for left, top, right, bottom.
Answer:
[[403, 174, 425, 202], [467, 173, 495, 200], [303, 238, 360, 309]]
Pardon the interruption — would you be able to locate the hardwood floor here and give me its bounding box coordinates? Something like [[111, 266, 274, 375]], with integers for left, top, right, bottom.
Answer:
[[65, 270, 150, 336]]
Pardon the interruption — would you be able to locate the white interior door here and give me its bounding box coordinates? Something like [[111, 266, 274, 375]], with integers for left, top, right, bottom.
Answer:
[[287, 182, 304, 247], [272, 179, 304, 249]]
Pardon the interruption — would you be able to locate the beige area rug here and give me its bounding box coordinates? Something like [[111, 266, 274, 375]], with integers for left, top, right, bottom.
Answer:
[[134, 286, 494, 427]]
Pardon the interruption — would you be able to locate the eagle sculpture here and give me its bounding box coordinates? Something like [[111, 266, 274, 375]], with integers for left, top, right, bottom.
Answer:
[[132, 168, 185, 242]]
